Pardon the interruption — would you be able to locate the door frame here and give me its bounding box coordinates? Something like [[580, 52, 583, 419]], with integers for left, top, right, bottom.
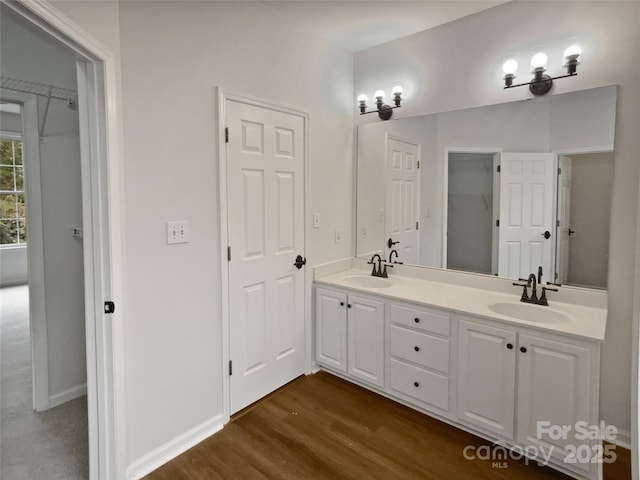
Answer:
[[442, 147, 501, 273], [4, 2, 126, 479], [216, 89, 310, 423]]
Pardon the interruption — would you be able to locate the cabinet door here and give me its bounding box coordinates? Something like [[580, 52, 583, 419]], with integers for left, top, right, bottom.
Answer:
[[315, 287, 347, 372], [458, 319, 516, 439], [517, 334, 592, 473], [347, 294, 385, 388]]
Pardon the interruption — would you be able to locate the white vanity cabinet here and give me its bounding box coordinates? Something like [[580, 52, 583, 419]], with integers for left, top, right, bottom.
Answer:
[[457, 317, 600, 478], [458, 319, 517, 438], [517, 333, 596, 476], [314, 268, 605, 480], [315, 287, 385, 388], [315, 287, 347, 372], [388, 302, 452, 414]]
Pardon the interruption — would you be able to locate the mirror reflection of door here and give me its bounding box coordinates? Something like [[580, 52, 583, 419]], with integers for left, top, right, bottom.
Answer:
[[497, 152, 555, 281], [446, 152, 498, 275], [555, 152, 613, 289], [385, 135, 420, 264]]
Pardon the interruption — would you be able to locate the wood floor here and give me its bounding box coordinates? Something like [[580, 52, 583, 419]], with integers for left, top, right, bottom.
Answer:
[[145, 371, 631, 480]]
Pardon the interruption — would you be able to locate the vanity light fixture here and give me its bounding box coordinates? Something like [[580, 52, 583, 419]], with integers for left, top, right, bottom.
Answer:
[[502, 45, 581, 96], [358, 85, 403, 120]]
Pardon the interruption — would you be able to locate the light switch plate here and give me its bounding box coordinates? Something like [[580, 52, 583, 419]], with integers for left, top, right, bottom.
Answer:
[[167, 221, 190, 244], [313, 213, 320, 228]]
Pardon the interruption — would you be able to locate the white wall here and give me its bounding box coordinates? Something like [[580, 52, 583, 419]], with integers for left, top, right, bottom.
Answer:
[[568, 152, 613, 289], [0, 110, 22, 132], [355, 0, 640, 441], [116, 0, 353, 467], [1, 8, 87, 402], [0, 246, 28, 286]]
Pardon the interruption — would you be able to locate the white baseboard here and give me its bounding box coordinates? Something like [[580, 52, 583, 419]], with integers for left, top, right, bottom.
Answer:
[[126, 413, 224, 480], [308, 363, 321, 374], [49, 383, 87, 408], [610, 428, 631, 450]]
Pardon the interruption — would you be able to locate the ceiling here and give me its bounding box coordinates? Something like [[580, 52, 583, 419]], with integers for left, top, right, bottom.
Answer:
[[259, 1, 508, 52]]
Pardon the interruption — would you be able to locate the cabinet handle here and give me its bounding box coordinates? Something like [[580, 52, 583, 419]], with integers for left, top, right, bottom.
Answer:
[[520, 346, 527, 353], [506, 343, 513, 350], [414, 381, 420, 388], [414, 346, 420, 352], [340, 302, 344, 306], [414, 317, 420, 323], [347, 304, 352, 308]]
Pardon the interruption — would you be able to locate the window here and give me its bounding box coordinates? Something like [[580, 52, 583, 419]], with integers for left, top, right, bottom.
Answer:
[[0, 138, 26, 245]]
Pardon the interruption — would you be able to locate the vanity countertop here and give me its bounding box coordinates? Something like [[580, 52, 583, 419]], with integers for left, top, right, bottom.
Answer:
[[315, 268, 607, 342]]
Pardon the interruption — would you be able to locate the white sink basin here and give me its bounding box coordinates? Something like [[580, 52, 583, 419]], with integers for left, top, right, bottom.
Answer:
[[489, 302, 570, 324], [341, 275, 393, 289]]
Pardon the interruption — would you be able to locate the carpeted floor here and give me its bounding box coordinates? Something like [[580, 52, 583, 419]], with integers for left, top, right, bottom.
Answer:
[[1, 285, 88, 480]]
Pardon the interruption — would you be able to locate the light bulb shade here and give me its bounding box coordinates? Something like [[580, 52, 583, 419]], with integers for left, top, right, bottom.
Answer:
[[374, 90, 385, 100], [502, 59, 518, 77], [564, 44, 581, 75], [392, 85, 403, 96], [530, 52, 548, 72], [357, 93, 368, 104], [564, 44, 582, 61]]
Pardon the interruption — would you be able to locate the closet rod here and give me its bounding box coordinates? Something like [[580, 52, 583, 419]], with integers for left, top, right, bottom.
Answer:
[[1, 75, 78, 103]]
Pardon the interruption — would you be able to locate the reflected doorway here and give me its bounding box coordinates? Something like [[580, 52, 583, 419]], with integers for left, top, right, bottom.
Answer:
[[555, 152, 613, 289], [446, 151, 499, 275]]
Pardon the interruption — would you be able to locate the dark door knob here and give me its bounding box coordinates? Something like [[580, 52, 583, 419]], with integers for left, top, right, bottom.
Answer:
[[414, 346, 420, 352], [293, 254, 306, 269], [414, 318, 420, 323], [413, 382, 420, 387], [542, 231, 551, 239], [506, 343, 513, 350], [568, 228, 575, 236], [340, 302, 344, 306], [387, 238, 399, 249], [520, 346, 527, 353]]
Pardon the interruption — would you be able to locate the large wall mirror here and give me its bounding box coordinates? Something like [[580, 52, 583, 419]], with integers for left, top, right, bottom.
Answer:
[[356, 85, 617, 290]]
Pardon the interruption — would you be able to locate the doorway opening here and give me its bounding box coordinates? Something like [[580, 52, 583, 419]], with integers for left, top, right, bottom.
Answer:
[[1, 10, 89, 475], [445, 151, 499, 275], [555, 152, 613, 289], [1, 2, 122, 478]]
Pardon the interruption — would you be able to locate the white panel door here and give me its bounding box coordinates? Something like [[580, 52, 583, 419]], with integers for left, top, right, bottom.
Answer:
[[315, 288, 347, 372], [385, 136, 420, 264], [498, 152, 556, 280], [517, 334, 592, 474], [347, 295, 385, 388], [555, 156, 573, 284], [458, 319, 516, 439], [227, 100, 305, 414]]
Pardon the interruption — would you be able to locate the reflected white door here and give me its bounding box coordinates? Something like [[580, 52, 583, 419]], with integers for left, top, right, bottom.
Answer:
[[555, 156, 573, 284], [227, 99, 305, 414], [385, 136, 420, 264], [498, 153, 556, 280]]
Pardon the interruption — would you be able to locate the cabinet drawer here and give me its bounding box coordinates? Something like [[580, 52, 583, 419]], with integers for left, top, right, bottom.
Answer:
[[389, 303, 449, 336], [390, 359, 449, 411], [390, 325, 449, 373]]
